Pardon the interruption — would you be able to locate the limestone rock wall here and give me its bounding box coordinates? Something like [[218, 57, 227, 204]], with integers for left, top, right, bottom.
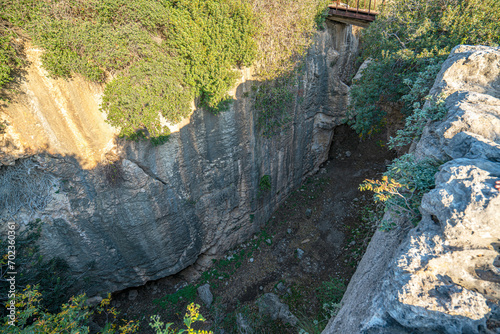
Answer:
[[323, 45, 500, 334], [0, 21, 359, 295]]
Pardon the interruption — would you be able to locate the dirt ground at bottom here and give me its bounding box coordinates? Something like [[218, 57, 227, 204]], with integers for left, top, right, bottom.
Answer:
[[99, 126, 396, 333]]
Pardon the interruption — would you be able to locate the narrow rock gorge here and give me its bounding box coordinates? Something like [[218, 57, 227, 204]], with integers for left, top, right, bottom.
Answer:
[[0, 21, 360, 296], [2, 4, 500, 332]]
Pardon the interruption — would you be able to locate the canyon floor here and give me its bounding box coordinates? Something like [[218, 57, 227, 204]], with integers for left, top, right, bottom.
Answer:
[[100, 126, 395, 333]]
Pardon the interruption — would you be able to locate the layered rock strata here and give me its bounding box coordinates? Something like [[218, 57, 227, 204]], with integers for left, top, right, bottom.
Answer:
[[0, 21, 359, 295]]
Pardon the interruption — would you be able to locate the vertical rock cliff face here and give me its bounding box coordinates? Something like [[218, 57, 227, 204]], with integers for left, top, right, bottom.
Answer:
[[324, 46, 500, 334], [0, 21, 359, 295]]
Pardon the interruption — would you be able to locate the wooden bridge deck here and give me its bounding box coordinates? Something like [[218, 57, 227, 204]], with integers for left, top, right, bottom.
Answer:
[[327, 1, 381, 27]]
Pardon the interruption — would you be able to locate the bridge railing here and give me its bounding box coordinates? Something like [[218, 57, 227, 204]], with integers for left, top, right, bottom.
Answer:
[[330, 0, 384, 15]]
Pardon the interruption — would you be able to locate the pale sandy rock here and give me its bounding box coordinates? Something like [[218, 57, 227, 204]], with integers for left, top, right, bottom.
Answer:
[[324, 45, 500, 334]]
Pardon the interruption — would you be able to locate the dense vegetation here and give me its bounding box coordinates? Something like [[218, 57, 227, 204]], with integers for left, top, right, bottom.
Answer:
[[3, 286, 211, 333], [0, 24, 21, 91], [0, 0, 257, 141], [0, 221, 74, 315], [360, 154, 440, 229], [0, 0, 328, 142], [353, 0, 500, 230], [348, 0, 500, 139]]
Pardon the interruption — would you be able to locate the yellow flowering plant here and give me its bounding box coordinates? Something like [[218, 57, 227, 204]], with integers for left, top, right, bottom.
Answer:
[[2, 285, 138, 333], [149, 303, 212, 334]]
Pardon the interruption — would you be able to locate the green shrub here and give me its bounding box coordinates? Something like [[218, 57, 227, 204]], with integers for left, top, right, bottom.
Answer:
[[349, 0, 500, 136], [316, 278, 345, 310], [254, 76, 295, 137], [1, 0, 257, 140], [0, 220, 74, 315], [1, 286, 138, 333], [0, 26, 21, 90], [2, 0, 331, 141], [2, 0, 332, 141], [388, 94, 447, 149], [165, 0, 257, 111], [360, 154, 441, 226], [258, 175, 272, 192], [153, 285, 197, 314], [101, 55, 192, 139], [150, 303, 212, 334]]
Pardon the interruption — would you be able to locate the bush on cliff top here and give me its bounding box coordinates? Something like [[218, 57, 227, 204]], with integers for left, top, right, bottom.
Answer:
[[249, 0, 330, 80], [0, 0, 257, 139], [349, 0, 500, 137], [0, 23, 22, 93], [1, 0, 330, 141]]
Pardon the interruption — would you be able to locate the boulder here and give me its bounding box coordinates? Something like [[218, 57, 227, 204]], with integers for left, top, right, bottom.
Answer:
[[256, 293, 298, 326], [197, 284, 214, 307]]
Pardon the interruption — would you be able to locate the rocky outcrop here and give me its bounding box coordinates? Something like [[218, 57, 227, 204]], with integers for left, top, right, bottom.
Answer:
[[0, 21, 359, 295], [324, 45, 500, 333]]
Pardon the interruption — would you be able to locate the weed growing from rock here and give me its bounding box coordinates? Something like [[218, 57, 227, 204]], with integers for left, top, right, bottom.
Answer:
[[258, 174, 272, 192]]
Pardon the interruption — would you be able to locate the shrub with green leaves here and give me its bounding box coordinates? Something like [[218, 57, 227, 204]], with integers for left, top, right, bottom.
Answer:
[[165, 0, 257, 112], [1, 286, 138, 333], [388, 94, 447, 149], [258, 174, 272, 192], [360, 154, 440, 226], [1, 0, 257, 140], [0, 220, 74, 315], [153, 284, 197, 317], [150, 303, 212, 334], [349, 0, 500, 137], [2, 0, 331, 141], [101, 55, 192, 140], [316, 278, 345, 319], [254, 76, 296, 137], [0, 26, 21, 90]]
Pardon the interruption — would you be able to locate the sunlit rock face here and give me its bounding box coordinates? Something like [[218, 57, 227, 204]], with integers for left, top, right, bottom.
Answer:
[[0, 21, 359, 295], [1, 47, 116, 169], [324, 45, 500, 334]]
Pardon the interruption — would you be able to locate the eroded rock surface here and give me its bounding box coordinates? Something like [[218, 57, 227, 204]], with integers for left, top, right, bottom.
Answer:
[[1, 21, 359, 295], [1, 47, 116, 169], [324, 45, 500, 333]]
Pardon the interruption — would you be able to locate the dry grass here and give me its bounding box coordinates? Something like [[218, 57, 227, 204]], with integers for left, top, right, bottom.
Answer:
[[248, 0, 329, 79], [99, 156, 124, 186]]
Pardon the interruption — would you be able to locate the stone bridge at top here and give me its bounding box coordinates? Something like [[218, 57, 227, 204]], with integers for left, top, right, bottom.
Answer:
[[327, 0, 383, 27]]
